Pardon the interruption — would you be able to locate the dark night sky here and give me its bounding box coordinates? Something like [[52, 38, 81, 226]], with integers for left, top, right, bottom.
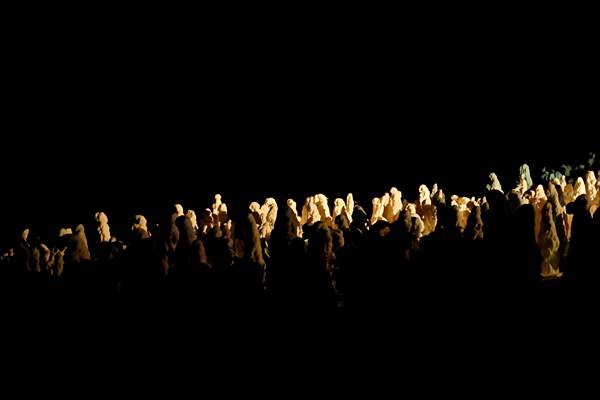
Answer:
[[1, 17, 598, 242]]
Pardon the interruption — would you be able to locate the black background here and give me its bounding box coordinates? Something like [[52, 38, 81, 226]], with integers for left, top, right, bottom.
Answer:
[[1, 11, 597, 244]]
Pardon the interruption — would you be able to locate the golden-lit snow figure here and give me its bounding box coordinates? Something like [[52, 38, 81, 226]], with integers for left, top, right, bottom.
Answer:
[[332, 198, 346, 225], [389, 187, 403, 222], [552, 176, 567, 193], [132, 215, 148, 234], [287, 198, 303, 236], [421, 205, 438, 236], [95, 211, 111, 242], [585, 171, 597, 203], [418, 185, 431, 206], [515, 175, 530, 196], [301, 196, 321, 226], [249, 201, 262, 223], [371, 197, 384, 225], [455, 196, 471, 233], [309, 204, 322, 225], [531, 185, 548, 241], [186, 210, 198, 231], [212, 194, 228, 224], [346, 193, 354, 219], [287, 199, 301, 223], [199, 208, 214, 234], [591, 171, 600, 216], [260, 198, 278, 239], [573, 177, 586, 199], [406, 203, 424, 239], [300, 197, 312, 226], [563, 181, 575, 205], [314, 194, 331, 226], [538, 202, 562, 279], [379, 192, 392, 223], [487, 173, 503, 193]]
